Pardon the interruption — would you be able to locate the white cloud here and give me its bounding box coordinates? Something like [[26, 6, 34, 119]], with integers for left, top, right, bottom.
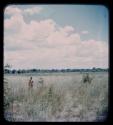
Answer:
[[4, 14, 24, 31], [81, 30, 89, 34], [5, 6, 43, 16], [59, 26, 74, 33], [23, 7, 43, 15], [5, 6, 22, 16], [4, 6, 108, 69]]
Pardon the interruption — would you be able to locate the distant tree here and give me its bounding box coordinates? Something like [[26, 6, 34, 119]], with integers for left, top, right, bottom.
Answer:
[[32, 69, 37, 72], [12, 69, 16, 74], [4, 64, 12, 74], [61, 69, 65, 72], [21, 69, 26, 73], [17, 70, 21, 74], [92, 67, 96, 72]]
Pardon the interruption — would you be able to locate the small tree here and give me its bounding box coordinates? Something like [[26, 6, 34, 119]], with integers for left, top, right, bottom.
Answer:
[[4, 64, 12, 74]]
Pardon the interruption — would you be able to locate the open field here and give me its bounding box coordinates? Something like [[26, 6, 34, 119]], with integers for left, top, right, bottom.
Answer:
[[4, 72, 108, 122]]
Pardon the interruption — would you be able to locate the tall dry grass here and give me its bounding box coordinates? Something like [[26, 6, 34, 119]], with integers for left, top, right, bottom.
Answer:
[[4, 72, 108, 121]]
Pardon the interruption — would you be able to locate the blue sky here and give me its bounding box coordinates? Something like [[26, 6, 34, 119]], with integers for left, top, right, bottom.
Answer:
[[4, 5, 108, 69]]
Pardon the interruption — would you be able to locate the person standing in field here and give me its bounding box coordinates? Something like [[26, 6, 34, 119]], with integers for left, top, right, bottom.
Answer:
[[38, 77, 44, 88], [28, 77, 34, 89]]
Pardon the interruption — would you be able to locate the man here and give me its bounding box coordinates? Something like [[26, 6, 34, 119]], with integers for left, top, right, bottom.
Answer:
[[28, 77, 33, 88]]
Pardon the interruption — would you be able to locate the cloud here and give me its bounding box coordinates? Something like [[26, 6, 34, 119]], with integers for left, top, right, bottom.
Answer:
[[59, 26, 74, 33], [23, 7, 43, 15], [5, 6, 22, 16], [5, 6, 43, 16], [81, 30, 89, 34], [4, 14, 24, 31], [4, 6, 108, 69]]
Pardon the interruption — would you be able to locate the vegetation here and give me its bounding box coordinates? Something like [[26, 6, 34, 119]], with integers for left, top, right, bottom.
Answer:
[[4, 72, 108, 121], [4, 68, 108, 74], [82, 73, 94, 84]]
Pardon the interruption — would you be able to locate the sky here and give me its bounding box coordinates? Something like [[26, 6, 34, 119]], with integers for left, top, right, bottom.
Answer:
[[4, 5, 109, 69]]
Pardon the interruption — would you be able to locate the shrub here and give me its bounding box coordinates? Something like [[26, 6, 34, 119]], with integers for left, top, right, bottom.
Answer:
[[82, 73, 93, 84]]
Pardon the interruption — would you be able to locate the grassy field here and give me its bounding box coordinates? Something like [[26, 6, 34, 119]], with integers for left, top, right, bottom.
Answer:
[[4, 72, 108, 122]]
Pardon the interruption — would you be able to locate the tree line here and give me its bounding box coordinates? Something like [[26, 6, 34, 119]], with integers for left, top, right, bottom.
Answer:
[[4, 67, 108, 74]]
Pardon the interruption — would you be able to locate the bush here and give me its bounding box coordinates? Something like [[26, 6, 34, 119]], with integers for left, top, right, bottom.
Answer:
[[82, 73, 93, 84]]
